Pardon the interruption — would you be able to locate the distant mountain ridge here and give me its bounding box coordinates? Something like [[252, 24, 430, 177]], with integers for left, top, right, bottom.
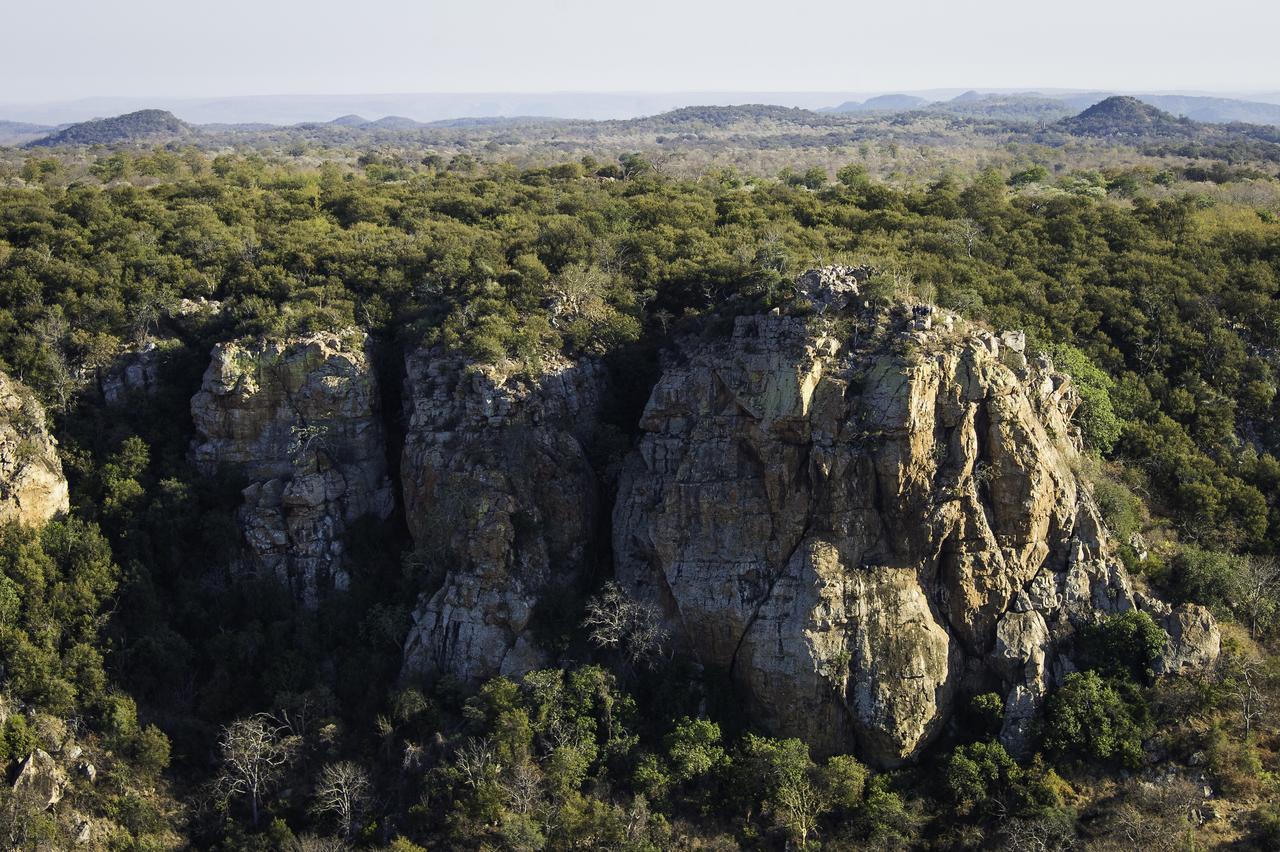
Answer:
[[826, 93, 930, 113], [1139, 94, 1280, 125], [0, 119, 55, 146]]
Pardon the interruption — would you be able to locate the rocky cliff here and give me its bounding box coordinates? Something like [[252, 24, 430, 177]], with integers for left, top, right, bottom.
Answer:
[[400, 351, 606, 684], [190, 330, 394, 603], [0, 372, 69, 526], [612, 268, 1217, 765]]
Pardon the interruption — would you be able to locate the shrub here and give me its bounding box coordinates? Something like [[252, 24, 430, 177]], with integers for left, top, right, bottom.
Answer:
[[1043, 671, 1151, 769], [1079, 610, 1167, 684]]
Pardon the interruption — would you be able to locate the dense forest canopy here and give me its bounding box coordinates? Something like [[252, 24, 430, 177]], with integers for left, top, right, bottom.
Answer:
[[0, 132, 1278, 849]]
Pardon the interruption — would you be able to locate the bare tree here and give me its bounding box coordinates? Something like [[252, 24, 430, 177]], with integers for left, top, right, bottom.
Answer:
[[215, 714, 300, 827], [310, 761, 372, 840], [454, 738, 497, 790], [1238, 555, 1280, 638], [947, 218, 984, 258], [583, 582, 668, 667], [500, 760, 544, 817], [549, 262, 609, 324], [772, 774, 827, 848], [1223, 655, 1269, 737], [1000, 814, 1076, 851]]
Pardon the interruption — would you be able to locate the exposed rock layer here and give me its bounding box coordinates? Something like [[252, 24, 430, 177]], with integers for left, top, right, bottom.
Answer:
[[190, 330, 393, 603], [612, 274, 1217, 765], [0, 372, 69, 526], [400, 351, 606, 684]]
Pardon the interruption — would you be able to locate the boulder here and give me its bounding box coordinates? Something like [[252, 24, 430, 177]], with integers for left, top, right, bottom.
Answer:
[[1155, 604, 1221, 675], [12, 749, 66, 810]]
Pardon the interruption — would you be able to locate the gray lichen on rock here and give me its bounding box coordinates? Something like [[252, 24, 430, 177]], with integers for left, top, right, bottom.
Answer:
[[190, 329, 393, 604]]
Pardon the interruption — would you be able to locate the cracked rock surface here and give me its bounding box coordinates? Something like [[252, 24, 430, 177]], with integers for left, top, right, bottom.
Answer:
[[613, 271, 1216, 765], [400, 350, 606, 685], [191, 330, 393, 603], [0, 371, 69, 526]]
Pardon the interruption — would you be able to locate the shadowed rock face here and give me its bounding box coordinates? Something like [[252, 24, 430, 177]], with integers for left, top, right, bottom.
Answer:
[[612, 271, 1216, 766], [190, 330, 393, 603], [0, 372, 69, 526], [400, 351, 606, 685]]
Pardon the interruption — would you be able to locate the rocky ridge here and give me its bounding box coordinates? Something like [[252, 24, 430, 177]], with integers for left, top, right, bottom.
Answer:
[[177, 270, 1219, 769], [611, 268, 1218, 765], [190, 330, 394, 603], [0, 371, 69, 526]]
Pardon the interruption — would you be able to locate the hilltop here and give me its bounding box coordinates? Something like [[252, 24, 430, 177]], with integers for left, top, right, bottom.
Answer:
[[28, 109, 192, 147], [1059, 95, 1197, 137]]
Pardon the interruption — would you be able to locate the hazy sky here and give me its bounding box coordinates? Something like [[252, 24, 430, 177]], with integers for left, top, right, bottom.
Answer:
[[3, 0, 1276, 103]]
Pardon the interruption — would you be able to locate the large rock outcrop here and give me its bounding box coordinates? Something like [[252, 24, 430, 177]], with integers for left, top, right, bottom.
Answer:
[[613, 268, 1215, 766], [191, 330, 394, 603], [400, 351, 606, 684], [0, 372, 69, 526]]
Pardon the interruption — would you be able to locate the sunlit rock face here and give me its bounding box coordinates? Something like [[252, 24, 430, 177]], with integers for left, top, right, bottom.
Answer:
[[191, 330, 393, 603], [0, 372, 69, 526], [612, 267, 1212, 766]]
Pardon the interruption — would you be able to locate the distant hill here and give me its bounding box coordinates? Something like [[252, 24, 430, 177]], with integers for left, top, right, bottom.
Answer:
[[328, 114, 370, 127], [827, 94, 931, 113], [368, 115, 423, 129], [0, 119, 55, 146], [629, 104, 847, 130], [28, 109, 191, 147], [933, 94, 1075, 121], [1137, 95, 1280, 126], [1059, 96, 1197, 138]]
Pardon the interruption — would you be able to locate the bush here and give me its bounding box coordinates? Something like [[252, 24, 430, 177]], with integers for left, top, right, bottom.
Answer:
[[943, 740, 1019, 816], [1043, 671, 1151, 769], [664, 717, 725, 784], [1079, 610, 1167, 684], [1168, 546, 1243, 613]]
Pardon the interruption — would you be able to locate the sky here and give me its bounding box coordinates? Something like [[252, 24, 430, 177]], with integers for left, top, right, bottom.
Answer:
[[2, 0, 1276, 104]]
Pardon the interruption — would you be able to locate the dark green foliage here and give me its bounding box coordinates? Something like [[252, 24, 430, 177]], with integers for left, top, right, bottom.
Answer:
[[1169, 545, 1244, 612], [1079, 610, 1168, 684], [0, 519, 117, 716], [1042, 671, 1152, 769]]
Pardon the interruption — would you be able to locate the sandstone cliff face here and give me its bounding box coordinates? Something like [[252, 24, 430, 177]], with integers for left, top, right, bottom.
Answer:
[[400, 351, 605, 684], [613, 270, 1217, 766], [191, 330, 393, 603], [0, 372, 69, 526]]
